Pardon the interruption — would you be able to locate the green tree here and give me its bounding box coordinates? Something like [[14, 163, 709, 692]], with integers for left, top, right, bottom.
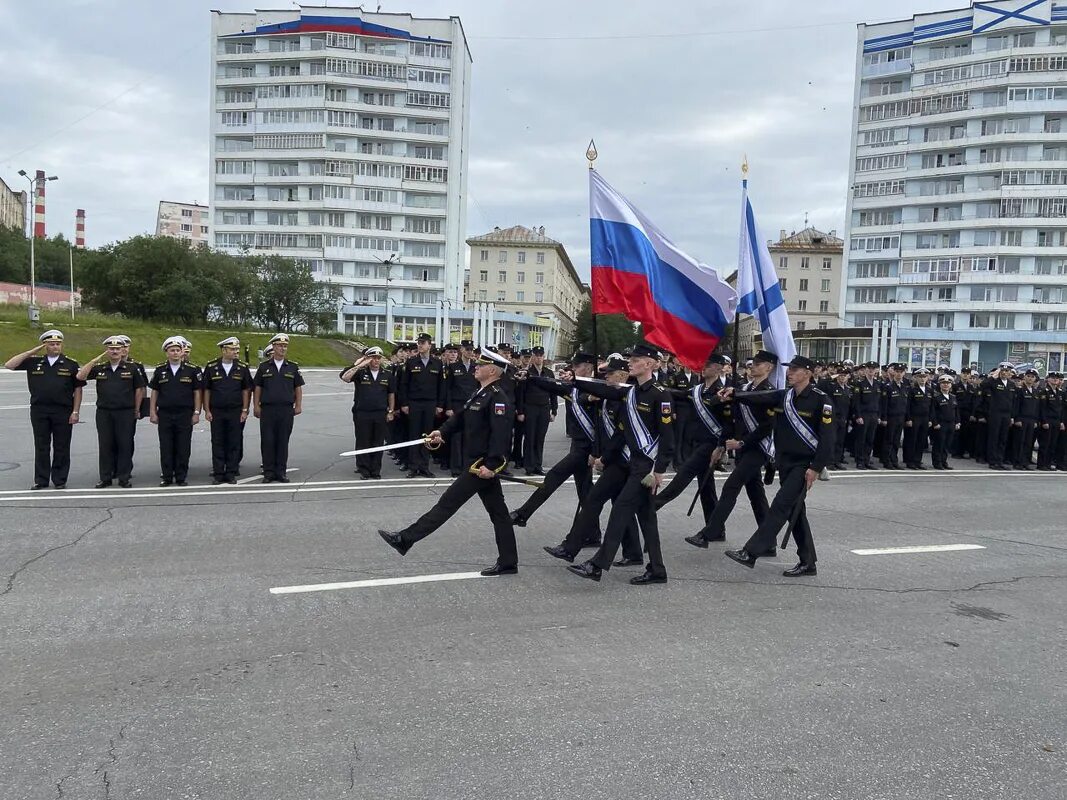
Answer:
[[252, 255, 343, 333], [0, 226, 78, 287], [569, 299, 639, 356]]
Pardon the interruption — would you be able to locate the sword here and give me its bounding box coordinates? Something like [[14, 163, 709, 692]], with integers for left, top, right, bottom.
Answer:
[[339, 436, 440, 458], [780, 483, 810, 549], [468, 459, 543, 487], [687, 447, 723, 517]]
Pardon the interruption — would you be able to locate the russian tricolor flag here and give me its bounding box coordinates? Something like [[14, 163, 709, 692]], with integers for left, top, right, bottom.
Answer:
[[589, 170, 737, 369]]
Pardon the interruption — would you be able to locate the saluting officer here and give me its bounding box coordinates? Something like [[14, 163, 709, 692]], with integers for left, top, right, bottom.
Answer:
[[397, 332, 444, 478], [4, 329, 85, 489], [442, 340, 479, 477], [149, 336, 204, 486], [203, 336, 254, 484], [77, 336, 146, 488], [340, 346, 396, 480], [723, 355, 835, 576], [517, 345, 557, 476], [378, 348, 519, 577], [253, 333, 305, 483]]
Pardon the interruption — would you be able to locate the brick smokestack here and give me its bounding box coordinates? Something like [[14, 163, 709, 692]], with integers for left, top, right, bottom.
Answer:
[[75, 209, 86, 249], [33, 170, 46, 238]]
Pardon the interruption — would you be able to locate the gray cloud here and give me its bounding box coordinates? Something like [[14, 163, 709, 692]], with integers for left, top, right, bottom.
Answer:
[[2, 0, 951, 277]]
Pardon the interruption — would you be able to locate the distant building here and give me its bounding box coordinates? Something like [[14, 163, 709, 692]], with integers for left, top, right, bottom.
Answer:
[[768, 226, 844, 332], [0, 176, 26, 233], [465, 225, 588, 348], [724, 270, 761, 360], [156, 201, 210, 245]]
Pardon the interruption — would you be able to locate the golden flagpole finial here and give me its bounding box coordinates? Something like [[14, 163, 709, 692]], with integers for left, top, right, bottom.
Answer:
[[741, 155, 749, 177], [586, 139, 598, 169]]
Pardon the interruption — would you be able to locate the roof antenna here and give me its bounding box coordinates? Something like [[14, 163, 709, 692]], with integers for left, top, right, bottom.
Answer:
[[804, 211, 809, 227]]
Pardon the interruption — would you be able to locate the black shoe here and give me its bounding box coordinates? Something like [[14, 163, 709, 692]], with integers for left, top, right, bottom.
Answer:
[[1019, 465, 1035, 471], [451, 470, 462, 478], [176, 480, 188, 487], [212, 477, 224, 485], [226, 477, 238, 484], [418, 469, 436, 478], [95, 481, 112, 489], [262, 476, 275, 484], [118, 480, 132, 488], [31, 483, 46, 490], [943, 465, 953, 470], [684, 535, 709, 549], [906, 464, 919, 470], [160, 480, 173, 487], [827, 464, 839, 471], [53, 483, 66, 490], [543, 544, 576, 563], [613, 557, 644, 567], [378, 529, 411, 556], [783, 563, 817, 577], [724, 549, 757, 569], [914, 464, 927, 470], [836, 463, 848, 470], [1037, 465, 1053, 471], [371, 474, 382, 480], [565, 561, 602, 582], [276, 476, 291, 484], [406, 470, 420, 479], [580, 537, 602, 549], [480, 562, 518, 577], [509, 511, 527, 528], [754, 547, 777, 558], [630, 569, 667, 585]]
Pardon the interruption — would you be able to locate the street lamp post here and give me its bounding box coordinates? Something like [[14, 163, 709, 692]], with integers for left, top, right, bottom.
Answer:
[[17, 169, 58, 321]]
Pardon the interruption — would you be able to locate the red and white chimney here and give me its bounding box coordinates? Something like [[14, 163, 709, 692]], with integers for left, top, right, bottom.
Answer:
[[33, 170, 47, 238], [75, 209, 85, 249]]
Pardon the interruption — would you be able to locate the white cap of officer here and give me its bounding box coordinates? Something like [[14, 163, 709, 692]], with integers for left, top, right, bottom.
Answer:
[[39, 329, 63, 343], [162, 336, 185, 351], [217, 336, 240, 348]]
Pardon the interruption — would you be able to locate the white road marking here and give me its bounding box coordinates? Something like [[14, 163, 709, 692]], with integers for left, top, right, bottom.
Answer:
[[235, 467, 299, 485], [851, 544, 987, 556], [269, 571, 484, 594]]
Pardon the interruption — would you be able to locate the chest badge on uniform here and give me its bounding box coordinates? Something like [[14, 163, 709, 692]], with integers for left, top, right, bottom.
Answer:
[[494, 402, 506, 416]]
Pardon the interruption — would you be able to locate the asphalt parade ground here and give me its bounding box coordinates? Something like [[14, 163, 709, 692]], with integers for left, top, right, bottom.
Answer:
[[0, 369, 1064, 799]]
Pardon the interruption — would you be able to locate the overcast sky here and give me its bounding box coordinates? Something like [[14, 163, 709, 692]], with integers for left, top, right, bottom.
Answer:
[[0, 0, 956, 277]]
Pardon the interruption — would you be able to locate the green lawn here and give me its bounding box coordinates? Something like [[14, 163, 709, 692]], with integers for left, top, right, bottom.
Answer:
[[0, 306, 390, 367]]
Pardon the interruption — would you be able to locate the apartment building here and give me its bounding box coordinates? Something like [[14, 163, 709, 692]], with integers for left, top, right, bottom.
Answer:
[[768, 227, 844, 331], [843, 0, 1067, 374], [209, 6, 471, 339], [156, 201, 210, 244]]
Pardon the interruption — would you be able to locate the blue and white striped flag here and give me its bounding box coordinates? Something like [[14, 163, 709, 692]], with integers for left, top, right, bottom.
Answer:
[[737, 179, 796, 386]]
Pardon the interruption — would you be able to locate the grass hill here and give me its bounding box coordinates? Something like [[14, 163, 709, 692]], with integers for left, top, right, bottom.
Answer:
[[0, 305, 390, 367]]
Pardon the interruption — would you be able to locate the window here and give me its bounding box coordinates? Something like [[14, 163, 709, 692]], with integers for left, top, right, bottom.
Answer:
[[516, 272, 525, 284], [516, 291, 525, 302], [854, 288, 891, 303], [800, 257, 810, 270], [480, 250, 488, 262], [200, 225, 208, 234], [819, 300, 829, 313], [821, 279, 831, 292], [1033, 314, 1067, 331], [853, 262, 892, 278], [478, 290, 487, 300], [799, 279, 809, 291], [497, 271, 506, 282], [498, 251, 507, 264], [535, 272, 544, 284], [181, 209, 193, 218], [479, 270, 488, 282], [796, 321, 806, 331], [822, 257, 832, 270], [180, 223, 192, 232], [535, 292, 544, 303], [798, 300, 808, 311], [818, 322, 828, 330], [536, 252, 545, 264], [853, 180, 905, 198], [517, 251, 526, 264], [779, 256, 788, 269], [1001, 230, 1023, 246], [780, 279, 787, 291], [496, 291, 506, 302]]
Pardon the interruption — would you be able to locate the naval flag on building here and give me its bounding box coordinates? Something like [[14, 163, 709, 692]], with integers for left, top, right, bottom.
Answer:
[[737, 177, 796, 385], [589, 169, 737, 369]]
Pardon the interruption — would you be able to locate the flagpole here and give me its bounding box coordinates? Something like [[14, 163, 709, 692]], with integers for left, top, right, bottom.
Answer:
[[587, 139, 600, 355], [733, 156, 748, 386]]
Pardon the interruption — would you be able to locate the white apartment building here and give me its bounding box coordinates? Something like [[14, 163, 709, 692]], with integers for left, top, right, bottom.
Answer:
[[209, 6, 471, 340], [156, 201, 210, 244], [843, 0, 1067, 374]]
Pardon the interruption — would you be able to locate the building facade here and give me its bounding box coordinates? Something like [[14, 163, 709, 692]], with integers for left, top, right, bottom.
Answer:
[[209, 6, 472, 340], [843, 0, 1067, 374], [156, 201, 210, 244], [0, 176, 26, 233], [464, 225, 588, 348], [769, 226, 845, 331]]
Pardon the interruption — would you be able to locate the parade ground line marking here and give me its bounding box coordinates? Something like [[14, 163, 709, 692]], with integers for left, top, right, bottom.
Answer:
[[851, 544, 987, 556], [269, 571, 485, 595]]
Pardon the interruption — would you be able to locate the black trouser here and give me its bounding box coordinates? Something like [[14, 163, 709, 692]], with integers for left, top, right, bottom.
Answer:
[[30, 406, 73, 486], [561, 462, 640, 559], [399, 471, 517, 567], [743, 459, 817, 567], [653, 441, 717, 523], [986, 414, 1011, 467], [405, 401, 437, 471], [930, 425, 951, 468], [260, 404, 295, 480], [447, 405, 466, 473], [832, 420, 847, 465], [96, 407, 136, 482], [854, 419, 877, 466], [1055, 424, 1067, 467], [515, 440, 593, 523], [902, 418, 930, 466], [973, 419, 988, 460], [1037, 424, 1062, 468], [210, 407, 243, 480], [511, 419, 524, 467], [354, 412, 388, 477], [952, 417, 974, 458], [1013, 420, 1037, 467], [674, 410, 694, 466], [590, 462, 665, 576], [522, 404, 551, 472], [881, 417, 904, 466], [157, 407, 193, 482], [697, 447, 769, 541]]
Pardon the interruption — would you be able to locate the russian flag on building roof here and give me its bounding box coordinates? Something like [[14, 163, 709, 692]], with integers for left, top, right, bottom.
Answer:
[[589, 169, 737, 369]]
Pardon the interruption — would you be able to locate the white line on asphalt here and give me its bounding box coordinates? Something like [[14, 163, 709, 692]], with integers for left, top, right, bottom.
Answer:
[[851, 544, 987, 556], [235, 467, 299, 485], [269, 571, 485, 594]]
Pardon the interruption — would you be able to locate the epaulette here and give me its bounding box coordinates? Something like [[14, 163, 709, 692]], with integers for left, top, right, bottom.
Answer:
[[205, 358, 220, 367], [811, 386, 828, 396], [288, 360, 300, 367], [155, 361, 167, 369], [653, 382, 668, 391]]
